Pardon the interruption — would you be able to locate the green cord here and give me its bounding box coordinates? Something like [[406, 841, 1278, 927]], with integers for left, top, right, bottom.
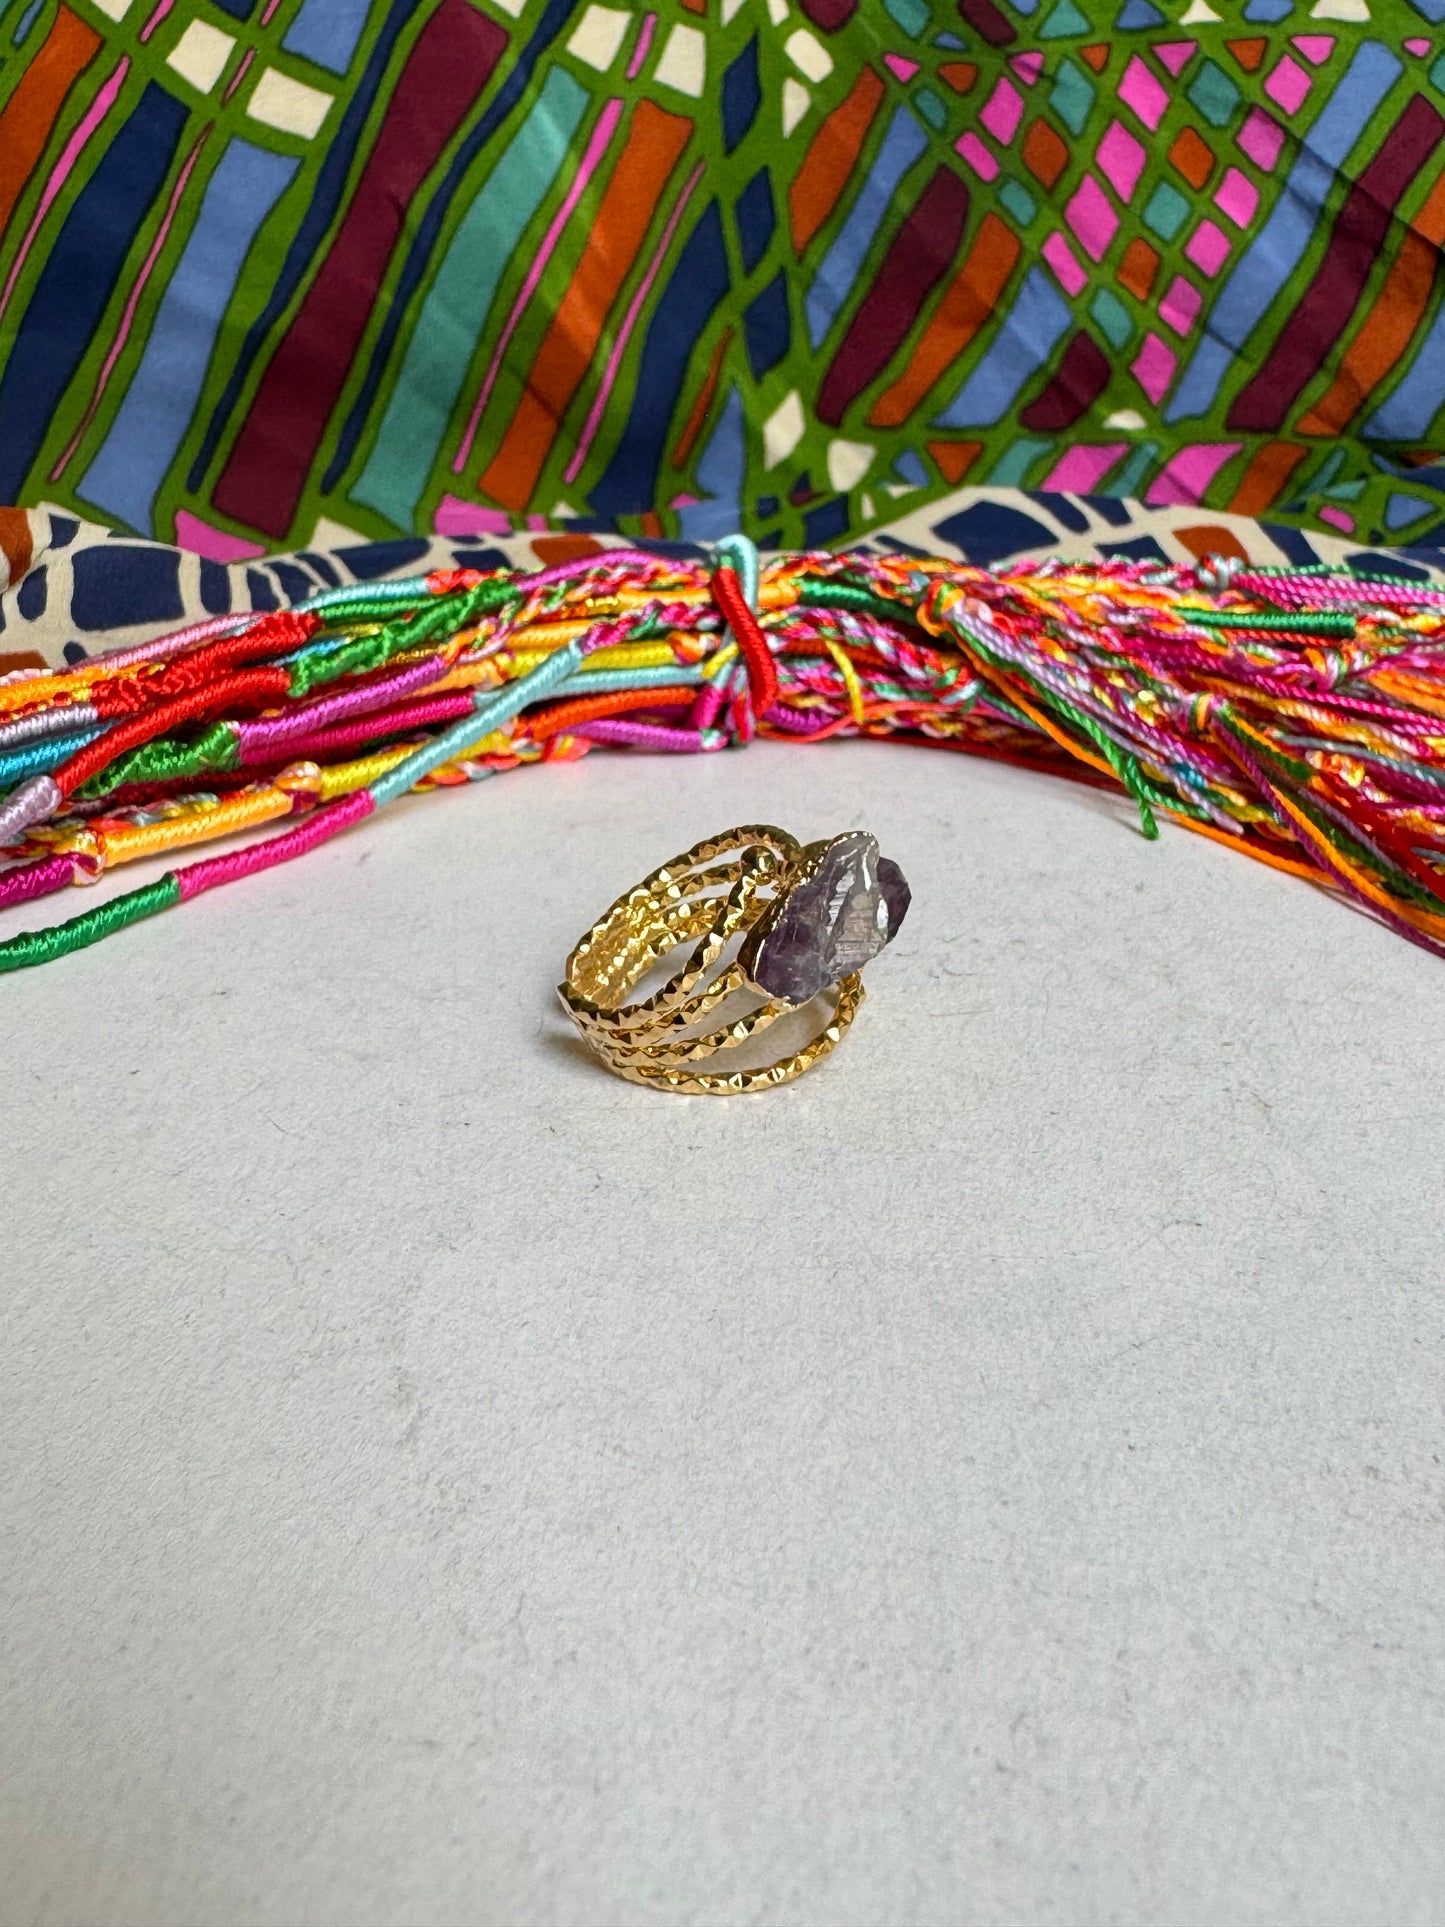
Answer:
[[0, 874, 180, 974], [78, 721, 240, 799]]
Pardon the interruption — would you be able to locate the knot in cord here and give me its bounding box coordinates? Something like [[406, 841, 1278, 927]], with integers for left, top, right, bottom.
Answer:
[[1197, 552, 1242, 595], [710, 535, 775, 739]]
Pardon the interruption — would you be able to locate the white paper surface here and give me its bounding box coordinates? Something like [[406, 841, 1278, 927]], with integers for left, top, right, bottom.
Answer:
[[3, 739, 1443, 1926]]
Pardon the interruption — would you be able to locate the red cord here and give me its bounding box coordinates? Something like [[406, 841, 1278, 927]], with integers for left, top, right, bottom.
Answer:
[[91, 612, 321, 718], [711, 565, 777, 716], [427, 568, 485, 595], [60, 666, 292, 795]]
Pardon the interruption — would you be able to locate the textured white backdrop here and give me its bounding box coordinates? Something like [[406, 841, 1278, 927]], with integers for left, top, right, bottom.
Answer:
[[3, 738, 1443, 1927]]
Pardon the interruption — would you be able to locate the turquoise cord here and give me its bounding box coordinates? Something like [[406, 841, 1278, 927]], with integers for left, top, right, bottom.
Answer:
[[369, 641, 587, 807], [552, 665, 704, 697], [715, 534, 760, 610], [0, 727, 103, 791]]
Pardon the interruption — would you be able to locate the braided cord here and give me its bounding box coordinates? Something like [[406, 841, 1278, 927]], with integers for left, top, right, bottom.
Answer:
[[4, 543, 1445, 972]]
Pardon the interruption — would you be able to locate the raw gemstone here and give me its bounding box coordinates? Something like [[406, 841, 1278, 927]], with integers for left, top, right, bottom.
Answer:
[[751, 832, 910, 1003], [878, 855, 911, 933]]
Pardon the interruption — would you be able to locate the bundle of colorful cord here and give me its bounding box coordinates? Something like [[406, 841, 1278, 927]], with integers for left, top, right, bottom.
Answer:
[[3, 538, 1445, 973]]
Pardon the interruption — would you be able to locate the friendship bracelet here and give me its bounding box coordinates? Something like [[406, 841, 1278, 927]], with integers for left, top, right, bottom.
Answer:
[[4, 541, 1445, 973]]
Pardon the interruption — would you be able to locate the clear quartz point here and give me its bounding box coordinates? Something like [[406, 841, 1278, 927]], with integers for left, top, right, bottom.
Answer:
[[751, 831, 911, 1004]]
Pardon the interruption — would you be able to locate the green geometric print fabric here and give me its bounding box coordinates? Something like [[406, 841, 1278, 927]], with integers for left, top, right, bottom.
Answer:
[[3, 0, 1445, 560]]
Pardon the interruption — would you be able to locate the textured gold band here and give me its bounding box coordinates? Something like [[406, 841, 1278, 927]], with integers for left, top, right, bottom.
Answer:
[[559, 825, 865, 1094]]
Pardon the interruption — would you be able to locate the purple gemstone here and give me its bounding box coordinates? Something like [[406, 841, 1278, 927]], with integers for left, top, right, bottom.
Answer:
[[878, 856, 911, 939], [751, 832, 910, 1004]]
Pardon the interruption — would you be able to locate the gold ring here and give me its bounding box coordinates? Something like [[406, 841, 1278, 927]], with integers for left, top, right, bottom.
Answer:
[[559, 824, 910, 1094]]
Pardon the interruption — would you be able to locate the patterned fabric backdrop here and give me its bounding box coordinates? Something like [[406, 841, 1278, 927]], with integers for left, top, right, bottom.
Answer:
[[3, 0, 1445, 557], [5, 488, 1444, 677]]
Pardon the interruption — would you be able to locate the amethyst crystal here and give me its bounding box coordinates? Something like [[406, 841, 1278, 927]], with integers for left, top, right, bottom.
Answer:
[[750, 832, 911, 1004]]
